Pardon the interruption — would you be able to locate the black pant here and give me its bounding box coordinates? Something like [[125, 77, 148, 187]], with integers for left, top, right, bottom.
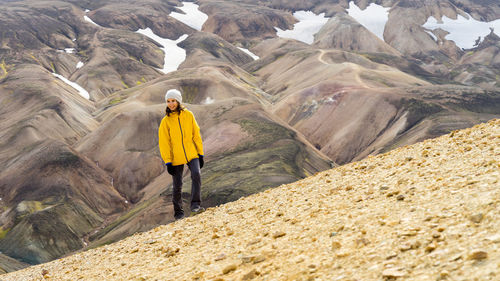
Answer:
[[171, 158, 201, 215]]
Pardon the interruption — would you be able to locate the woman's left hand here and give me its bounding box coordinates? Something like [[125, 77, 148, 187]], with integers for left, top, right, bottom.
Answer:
[[199, 155, 204, 169]]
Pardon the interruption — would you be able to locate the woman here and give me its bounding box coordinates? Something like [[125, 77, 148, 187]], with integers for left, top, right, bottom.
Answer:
[[158, 89, 205, 220]]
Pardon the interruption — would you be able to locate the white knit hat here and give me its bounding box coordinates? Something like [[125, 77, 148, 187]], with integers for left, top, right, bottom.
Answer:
[[165, 89, 182, 103]]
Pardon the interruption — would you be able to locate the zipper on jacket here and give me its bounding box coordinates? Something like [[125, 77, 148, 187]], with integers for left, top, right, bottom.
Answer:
[[178, 115, 189, 163]]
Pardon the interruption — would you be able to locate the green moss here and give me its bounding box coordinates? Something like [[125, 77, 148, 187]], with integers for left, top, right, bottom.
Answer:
[[232, 118, 295, 152], [0, 227, 10, 239], [180, 85, 199, 103], [402, 98, 443, 126], [46, 150, 80, 167], [0, 60, 8, 79], [198, 141, 303, 205], [470, 75, 489, 84], [89, 197, 156, 244], [109, 97, 122, 105]]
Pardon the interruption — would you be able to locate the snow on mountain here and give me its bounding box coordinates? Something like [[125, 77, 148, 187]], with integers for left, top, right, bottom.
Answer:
[[84, 9, 102, 27], [275, 11, 329, 44], [203, 97, 215, 104], [136, 28, 188, 74], [169, 2, 208, 31], [346, 1, 389, 41], [52, 73, 90, 100], [237, 47, 259, 60], [423, 14, 500, 49]]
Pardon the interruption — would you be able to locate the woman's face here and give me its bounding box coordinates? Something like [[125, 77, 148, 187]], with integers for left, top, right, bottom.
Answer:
[[167, 98, 179, 111]]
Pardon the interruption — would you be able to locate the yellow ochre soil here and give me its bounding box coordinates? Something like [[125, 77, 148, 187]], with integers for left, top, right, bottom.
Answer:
[[5, 119, 500, 281]]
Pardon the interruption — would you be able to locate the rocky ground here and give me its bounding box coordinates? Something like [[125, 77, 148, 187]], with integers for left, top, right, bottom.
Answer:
[[4, 118, 499, 280]]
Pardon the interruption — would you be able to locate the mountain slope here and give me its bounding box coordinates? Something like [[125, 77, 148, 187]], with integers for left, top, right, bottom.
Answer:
[[1, 0, 500, 272], [5, 118, 499, 280]]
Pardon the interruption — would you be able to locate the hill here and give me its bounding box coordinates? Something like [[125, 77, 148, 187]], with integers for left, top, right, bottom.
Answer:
[[4, 118, 499, 280], [1, 0, 499, 271]]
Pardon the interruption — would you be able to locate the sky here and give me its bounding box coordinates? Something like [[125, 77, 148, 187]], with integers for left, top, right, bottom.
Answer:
[[275, 11, 330, 44]]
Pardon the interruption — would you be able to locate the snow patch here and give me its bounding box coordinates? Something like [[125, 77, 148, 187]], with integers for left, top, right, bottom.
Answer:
[[325, 97, 337, 105], [64, 48, 76, 54], [52, 73, 90, 100], [346, 1, 390, 41], [169, 2, 208, 31], [76, 61, 84, 69], [275, 11, 329, 44], [84, 9, 102, 27], [136, 28, 188, 74], [237, 47, 259, 60], [423, 14, 500, 49], [204, 97, 215, 104], [425, 30, 438, 42], [84, 15, 101, 27]]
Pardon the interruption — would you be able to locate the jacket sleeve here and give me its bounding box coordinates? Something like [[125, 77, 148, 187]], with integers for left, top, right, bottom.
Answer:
[[158, 117, 173, 164], [191, 112, 204, 156]]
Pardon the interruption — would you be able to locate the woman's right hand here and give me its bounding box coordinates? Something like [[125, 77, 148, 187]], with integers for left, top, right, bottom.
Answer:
[[166, 163, 174, 175]]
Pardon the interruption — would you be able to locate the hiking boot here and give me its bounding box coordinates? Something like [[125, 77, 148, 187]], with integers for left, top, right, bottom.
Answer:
[[190, 206, 205, 215], [174, 212, 185, 220]]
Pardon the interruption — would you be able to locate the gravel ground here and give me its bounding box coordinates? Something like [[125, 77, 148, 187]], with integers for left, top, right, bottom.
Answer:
[[4, 119, 499, 281]]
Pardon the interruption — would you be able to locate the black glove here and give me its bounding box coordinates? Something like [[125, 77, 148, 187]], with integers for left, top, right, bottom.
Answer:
[[198, 155, 204, 169], [166, 163, 174, 175]]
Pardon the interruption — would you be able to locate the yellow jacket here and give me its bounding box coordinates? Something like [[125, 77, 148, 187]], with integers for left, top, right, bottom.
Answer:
[[158, 109, 204, 166]]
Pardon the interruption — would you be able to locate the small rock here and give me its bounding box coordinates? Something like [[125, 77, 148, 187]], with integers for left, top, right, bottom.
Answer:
[[386, 252, 398, 260], [486, 234, 500, 243], [252, 255, 266, 264], [41, 269, 49, 276], [396, 194, 405, 201], [222, 264, 237, 274], [440, 270, 450, 279], [143, 239, 157, 244], [294, 255, 305, 263], [425, 242, 437, 253], [242, 269, 259, 280], [215, 253, 227, 261], [331, 241, 342, 250], [247, 238, 261, 246], [399, 243, 412, 252], [272, 231, 286, 238], [382, 268, 405, 278], [330, 232, 337, 237], [380, 186, 390, 191], [468, 250, 488, 260], [469, 213, 484, 223]]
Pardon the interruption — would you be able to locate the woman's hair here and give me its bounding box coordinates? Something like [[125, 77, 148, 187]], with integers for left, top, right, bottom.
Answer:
[[165, 102, 185, 116]]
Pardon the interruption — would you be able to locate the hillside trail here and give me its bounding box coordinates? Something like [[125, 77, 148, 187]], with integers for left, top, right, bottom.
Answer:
[[4, 118, 499, 281], [318, 49, 369, 88]]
